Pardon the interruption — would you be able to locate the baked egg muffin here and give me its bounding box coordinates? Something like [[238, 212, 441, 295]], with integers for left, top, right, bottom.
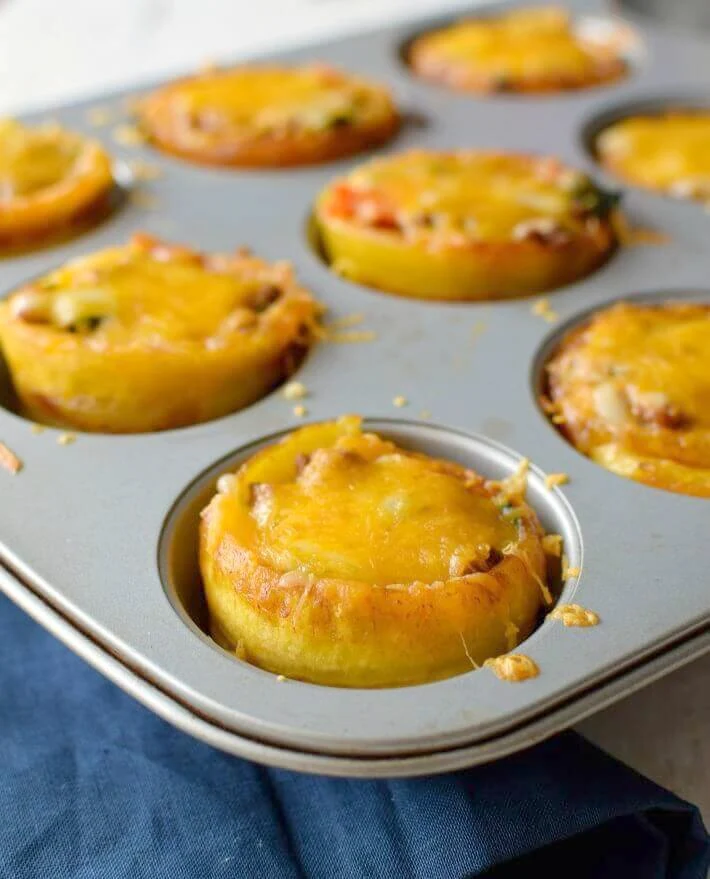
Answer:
[[545, 301, 710, 497], [0, 234, 320, 433], [315, 150, 619, 300], [200, 416, 552, 687], [0, 119, 114, 247], [408, 6, 629, 95], [138, 64, 400, 167], [596, 111, 710, 203]]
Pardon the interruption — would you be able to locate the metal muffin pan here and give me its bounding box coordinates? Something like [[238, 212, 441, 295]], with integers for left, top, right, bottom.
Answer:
[[1, 0, 709, 776]]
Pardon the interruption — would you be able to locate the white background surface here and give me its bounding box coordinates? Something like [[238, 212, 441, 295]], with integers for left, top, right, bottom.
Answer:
[[0, 0, 708, 822]]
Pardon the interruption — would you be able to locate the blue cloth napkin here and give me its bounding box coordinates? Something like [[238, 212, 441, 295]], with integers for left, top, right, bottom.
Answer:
[[0, 593, 708, 879]]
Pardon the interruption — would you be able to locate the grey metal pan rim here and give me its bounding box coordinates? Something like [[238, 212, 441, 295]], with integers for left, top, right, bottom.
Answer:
[[2, 561, 707, 778]]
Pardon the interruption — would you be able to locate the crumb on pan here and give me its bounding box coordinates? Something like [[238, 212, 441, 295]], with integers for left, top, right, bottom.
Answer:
[[549, 604, 600, 627], [392, 395, 408, 408], [57, 432, 76, 446], [316, 321, 377, 344], [276, 674, 287, 683], [0, 442, 22, 474], [127, 159, 163, 181], [129, 191, 159, 210], [112, 124, 146, 147], [282, 380, 308, 401], [30, 423, 46, 435], [419, 409, 432, 420], [484, 654, 539, 682], [613, 215, 670, 247], [531, 297, 559, 323], [293, 404, 307, 418], [471, 321, 487, 339], [544, 472, 569, 489], [329, 313, 365, 330]]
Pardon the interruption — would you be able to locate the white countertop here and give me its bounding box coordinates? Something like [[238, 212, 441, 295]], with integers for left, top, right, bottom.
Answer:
[[0, 0, 708, 822]]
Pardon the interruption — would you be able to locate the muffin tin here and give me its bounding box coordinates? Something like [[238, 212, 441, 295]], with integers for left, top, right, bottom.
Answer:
[[1, 0, 709, 777]]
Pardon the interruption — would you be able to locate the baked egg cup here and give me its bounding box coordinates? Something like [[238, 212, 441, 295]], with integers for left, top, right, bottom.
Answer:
[[200, 416, 553, 688], [0, 119, 115, 248], [138, 64, 400, 168], [0, 234, 321, 433], [408, 6, 629, 95], [315, 149, 619, 301], [545, 301, 710, 497]]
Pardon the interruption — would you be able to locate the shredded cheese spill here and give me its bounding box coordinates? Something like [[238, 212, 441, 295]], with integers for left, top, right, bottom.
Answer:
[[504, 457, 530, 499], [544, 472, 569, 489], [282, 381, 308, 401], [561, 555, 581, 580], [533, 569, 554, 606], [328, 313, 364, 330], [542, 533, 563, 557], [532, 297, 559, 323], [485, 654, 539, 682], [276, 674, 287, 683], [112, 124, 146, 147], [460, 632, 478, 668], [392, 395, 408, 408], [57, 432, 76, 446], [0, 442, 22, 474], [127, 159, 163, 181], [549, 604, 600, 627], [129, 191, 159, 210], [613, 214, 670, 247]]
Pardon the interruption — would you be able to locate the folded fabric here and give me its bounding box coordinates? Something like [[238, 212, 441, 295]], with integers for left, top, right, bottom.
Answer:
[[0, 593, 708, 879]]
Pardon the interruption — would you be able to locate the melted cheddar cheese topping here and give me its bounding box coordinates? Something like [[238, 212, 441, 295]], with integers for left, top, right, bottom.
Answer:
[[5, 235, 305, 348], [320, 150, 610, 245], [596, 112, 710, 201], [410, 6, 628, 93], [158, 66, 391, 133], [234, 424, 517, 583], [547, 302, 710, 497]]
